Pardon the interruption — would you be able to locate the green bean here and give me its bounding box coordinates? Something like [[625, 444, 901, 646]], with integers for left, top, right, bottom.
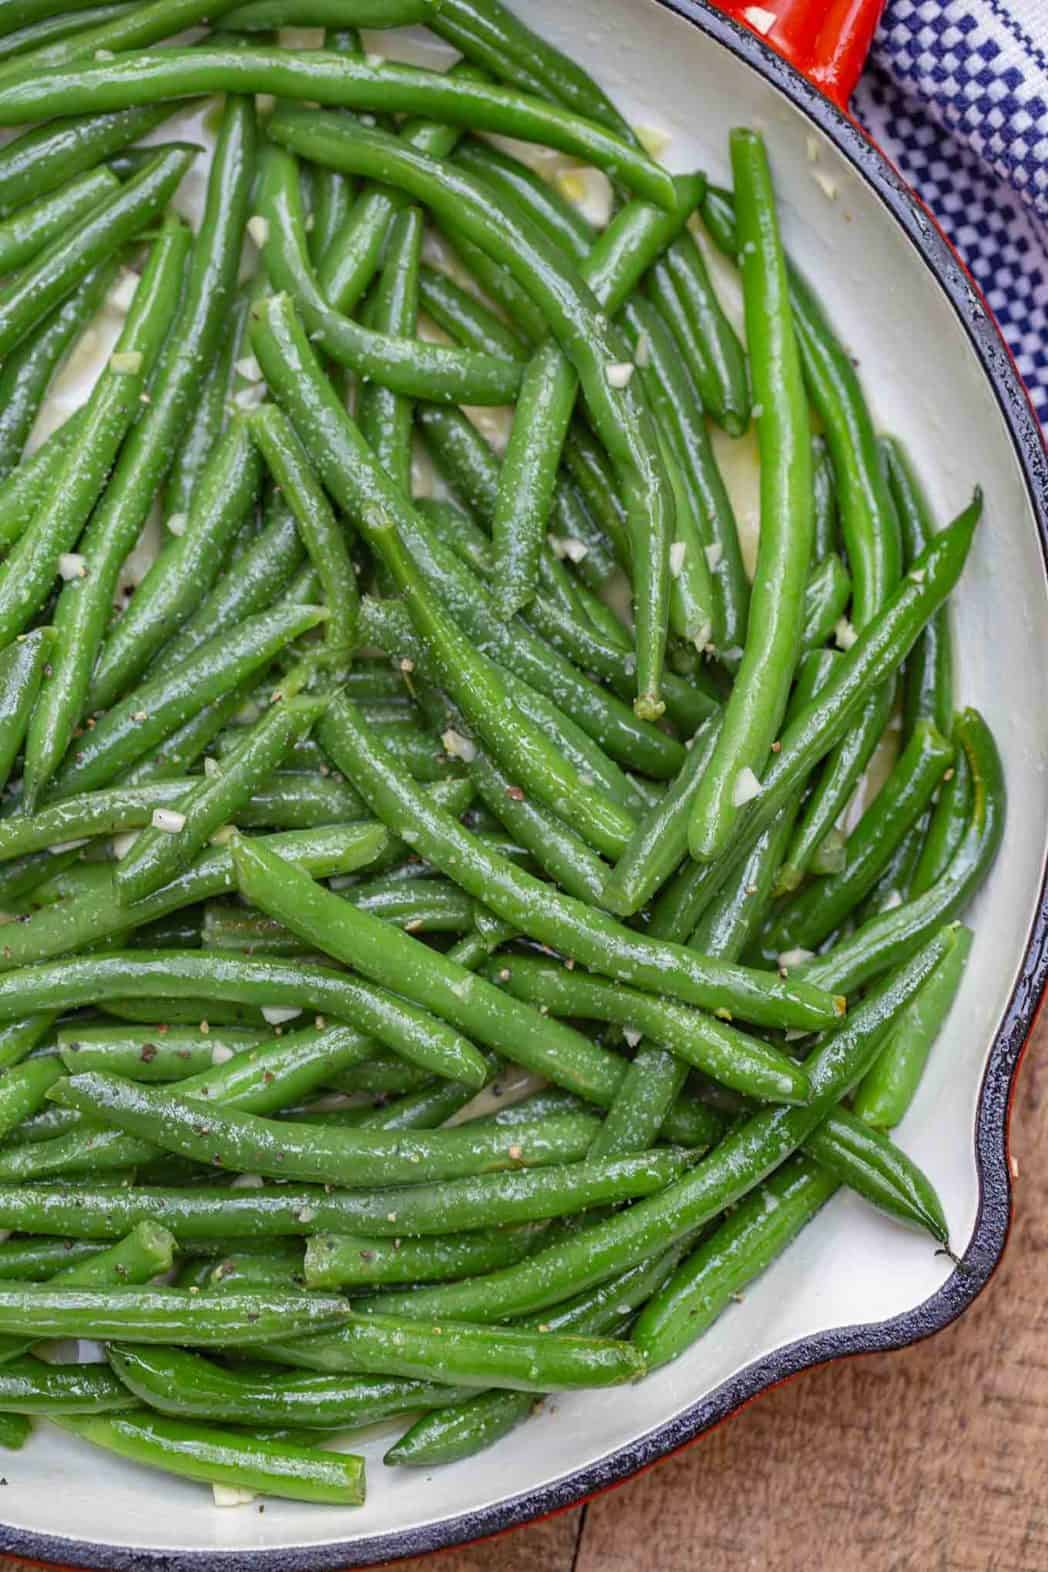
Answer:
[[481, 165, 705, 634], [854, 923, 973, 1129], [0, 1357, 135, 1415], [417, 266, 526, 360], [428, 0, 634, 135], [0, 3, 134, 63], [0, 263, 113, 480], [586, 1046, 688, 1161], [252, 406, 362, 649], [0, 51, 673, 207], [688, 803, 798, 962], [0, 1015, 55, 1073], [259, 146, 520, 406], [268, 1305, 645, 1391], [798, 712, 1001, 996], [93, 414, 262, 705], [910, 735, 971, 897], [486, 957, 810, 1106], [306, 28, 362, 267], [360, 205, 423, 492], [109, 1343, 462, 1431], [602, 719, 721, 918], [802, 552, 852, 651], [776, 284, 903, 886], [115, 698, 326, 907], [0, 105, 172, 215], [881, 437, 954, 740], [0, 1411, 27, 1446], [465, 747, 609, 905], [655, 230, 750, 433], [361, 929, 956, 1324], [385, 1251, 678, 1466], [0, 224, 191, 678], [620, 297, 724, 647], [766, 719, 954, 956], [648, 495, 981, 939], [162, 281, 249, 519], [0, 629, 53, 793], [22, 98, 256, 805], [59, 1026, 265, 1082], [54, 1410, 365, 1503], [633, 1153, 838, 1367], [0, 146, 189, 361], [0, 1146, 692, 1242], [52, 1072, 605, 1186], [255, 304, 683, 788], [0, 410, 84, 552], [319, 696, 842, 1030], [267, 115, 685, 715], [454, 137, 592, 262], [0, 1284, 349, 1345], [159, 500, 307, 677], [686, 131, 812, 862], [51, 603, 328, 799], [221, 0, 437, 25], [0, 1238, 103, 1280], [29, 944, 483, 1088], [302, 1225, 543, 1288], [0, 1057, 64, 1143], [812, 433, 839, 560]]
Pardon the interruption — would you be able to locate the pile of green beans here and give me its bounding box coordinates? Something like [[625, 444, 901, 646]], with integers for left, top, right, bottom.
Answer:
[[0, 0, 1001, 1507]]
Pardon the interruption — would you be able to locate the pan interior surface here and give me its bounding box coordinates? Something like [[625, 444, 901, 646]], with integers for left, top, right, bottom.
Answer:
[[3, 1, 1046, 1564]]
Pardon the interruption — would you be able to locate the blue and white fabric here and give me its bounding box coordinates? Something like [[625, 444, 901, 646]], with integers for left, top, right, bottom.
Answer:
[[854, 0, 1048, 421]]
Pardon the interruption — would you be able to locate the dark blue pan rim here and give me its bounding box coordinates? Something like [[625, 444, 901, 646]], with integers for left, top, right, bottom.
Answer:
[[3, 3, 1047, 1568]]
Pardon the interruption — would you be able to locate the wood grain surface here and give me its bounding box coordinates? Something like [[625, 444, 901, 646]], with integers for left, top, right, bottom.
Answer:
[[2, 1019, 1044, 1572]]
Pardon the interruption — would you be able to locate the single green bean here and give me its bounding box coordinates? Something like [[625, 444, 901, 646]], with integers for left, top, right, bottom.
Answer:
[[359, 205, 423, 494], [802, 553, 852, 651], [0, 1356, 136, 1414], [53, 1411, 365, 1504], [601, 719, 721, 917], [686, 130, 812, 862], [51, 1073, 605, 1186], [798, 711, 1002, 996], [0, 1148, 692, 1241], [881, 436, 954, 740], [854, 923, 973, 1128], [0, 263, 113, 480]]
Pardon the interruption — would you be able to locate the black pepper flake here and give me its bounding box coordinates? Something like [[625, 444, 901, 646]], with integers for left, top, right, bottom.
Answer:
[[140, 1043, 158, 1063]]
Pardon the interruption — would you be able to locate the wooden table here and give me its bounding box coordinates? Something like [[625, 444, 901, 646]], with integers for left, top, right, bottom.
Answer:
[[3, 1019, 1045, 1572]]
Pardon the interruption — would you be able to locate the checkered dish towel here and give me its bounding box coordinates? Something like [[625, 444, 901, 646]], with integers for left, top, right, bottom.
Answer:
[[853, 0, 1048, 422]]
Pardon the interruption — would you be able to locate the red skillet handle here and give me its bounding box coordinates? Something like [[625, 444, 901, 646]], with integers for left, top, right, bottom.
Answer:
[[706, 0, 885, 110]]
